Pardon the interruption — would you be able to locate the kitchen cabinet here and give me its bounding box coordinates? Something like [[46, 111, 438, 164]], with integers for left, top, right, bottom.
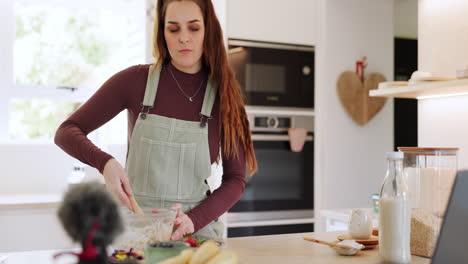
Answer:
[[227, 0, 317, 46], [0, 205, 75, 252]]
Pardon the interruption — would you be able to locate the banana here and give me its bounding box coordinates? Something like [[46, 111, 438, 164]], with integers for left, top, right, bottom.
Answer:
[[158, 249, 195, 264], [205, 250, 238, 264], [188, 241, 220, 264]]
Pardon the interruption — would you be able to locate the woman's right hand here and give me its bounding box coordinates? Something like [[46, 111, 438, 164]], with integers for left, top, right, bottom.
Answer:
[[103, 158, 134, 211]]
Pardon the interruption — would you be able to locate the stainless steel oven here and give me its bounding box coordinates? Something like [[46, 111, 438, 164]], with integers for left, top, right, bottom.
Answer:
[[227, 107, 314, 237], [228, 39, 314, 108]]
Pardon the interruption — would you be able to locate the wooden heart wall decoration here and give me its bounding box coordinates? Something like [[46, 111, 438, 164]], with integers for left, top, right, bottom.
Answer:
[[336, 72, 387, 126]]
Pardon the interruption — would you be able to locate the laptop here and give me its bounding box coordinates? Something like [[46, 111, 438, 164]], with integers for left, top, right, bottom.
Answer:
[[432, 170, 468, 263]]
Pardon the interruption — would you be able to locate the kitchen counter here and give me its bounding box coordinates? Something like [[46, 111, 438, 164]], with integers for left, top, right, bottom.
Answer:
[[225, 231, 429, 264], [1, 231, 430, 264]]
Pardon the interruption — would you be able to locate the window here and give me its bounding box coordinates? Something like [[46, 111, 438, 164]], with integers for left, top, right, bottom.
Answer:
[[9, 99, 81, 140], [2, 0, 148, 143], [0, 0, 152, 196]]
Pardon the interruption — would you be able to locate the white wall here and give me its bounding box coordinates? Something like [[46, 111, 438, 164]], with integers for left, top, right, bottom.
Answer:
[[417, 0, 468, 169], [315, 0, 394, 224], [394, 0, 418, 39]]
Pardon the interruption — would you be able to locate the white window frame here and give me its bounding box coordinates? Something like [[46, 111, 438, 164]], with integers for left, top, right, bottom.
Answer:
[[0, 0, 15, 141]]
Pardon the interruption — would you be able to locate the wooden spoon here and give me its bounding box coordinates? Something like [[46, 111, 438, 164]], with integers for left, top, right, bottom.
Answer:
[[129, 195, 144, 215], [303, 237, 352, 249]]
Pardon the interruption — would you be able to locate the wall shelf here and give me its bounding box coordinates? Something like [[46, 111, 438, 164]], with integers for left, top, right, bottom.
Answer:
[[369, 79, 468, 99]]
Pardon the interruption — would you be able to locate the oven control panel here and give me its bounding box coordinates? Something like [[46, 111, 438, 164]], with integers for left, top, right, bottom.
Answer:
[[255, 116, 291, 129], [248, 114, 314, 133]]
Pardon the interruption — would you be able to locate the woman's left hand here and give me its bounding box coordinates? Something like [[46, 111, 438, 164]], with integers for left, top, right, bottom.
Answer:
[[170, 203, 195, 240]]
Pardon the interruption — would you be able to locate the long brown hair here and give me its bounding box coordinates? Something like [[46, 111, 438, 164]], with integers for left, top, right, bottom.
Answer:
[[153, 0, 257, 175]]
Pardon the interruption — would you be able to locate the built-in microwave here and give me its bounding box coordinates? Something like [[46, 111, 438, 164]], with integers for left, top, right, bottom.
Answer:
[[228, 39, 314, 108]]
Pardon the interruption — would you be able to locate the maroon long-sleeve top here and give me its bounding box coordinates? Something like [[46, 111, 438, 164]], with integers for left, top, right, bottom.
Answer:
[[54, 62, 246, 232]]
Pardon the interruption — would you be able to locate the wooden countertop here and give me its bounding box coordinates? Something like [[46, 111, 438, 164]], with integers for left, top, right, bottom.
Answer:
[[225, 231, 430, 264], [1, 231, 431, 264]]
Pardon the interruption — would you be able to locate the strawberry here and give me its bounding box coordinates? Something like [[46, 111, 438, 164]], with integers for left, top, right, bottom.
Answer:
[[183, 237, 197, 247]]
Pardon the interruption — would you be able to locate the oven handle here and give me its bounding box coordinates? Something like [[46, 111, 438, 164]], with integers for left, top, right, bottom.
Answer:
[[251, 134, 313, 142]]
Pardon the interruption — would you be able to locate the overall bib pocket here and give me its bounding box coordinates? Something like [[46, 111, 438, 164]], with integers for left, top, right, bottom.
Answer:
[[132, 137, 197, 200]]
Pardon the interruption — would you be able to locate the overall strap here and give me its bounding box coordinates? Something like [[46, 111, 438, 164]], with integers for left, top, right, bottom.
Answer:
[[199, 79, 218, 128], [140, 64, 161, 119]]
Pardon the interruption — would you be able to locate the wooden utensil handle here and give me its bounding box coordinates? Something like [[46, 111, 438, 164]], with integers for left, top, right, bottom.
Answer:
[[129, 195, 144, 215], [304, 237, 335, 247], [303, 237, 351, 249]]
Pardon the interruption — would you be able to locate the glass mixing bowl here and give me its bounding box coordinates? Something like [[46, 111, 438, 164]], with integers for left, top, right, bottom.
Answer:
[[112, 207, 177, 252]]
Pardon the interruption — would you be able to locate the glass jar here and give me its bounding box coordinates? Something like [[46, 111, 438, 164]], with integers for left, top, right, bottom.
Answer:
[[398, 147, 458, 258]]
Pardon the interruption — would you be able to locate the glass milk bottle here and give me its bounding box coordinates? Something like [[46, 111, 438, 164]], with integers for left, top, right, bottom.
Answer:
[[379, 152, 411, 263]]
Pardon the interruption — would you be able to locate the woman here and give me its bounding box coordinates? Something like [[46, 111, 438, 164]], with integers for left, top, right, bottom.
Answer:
[[55, 0, 256, 241]]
